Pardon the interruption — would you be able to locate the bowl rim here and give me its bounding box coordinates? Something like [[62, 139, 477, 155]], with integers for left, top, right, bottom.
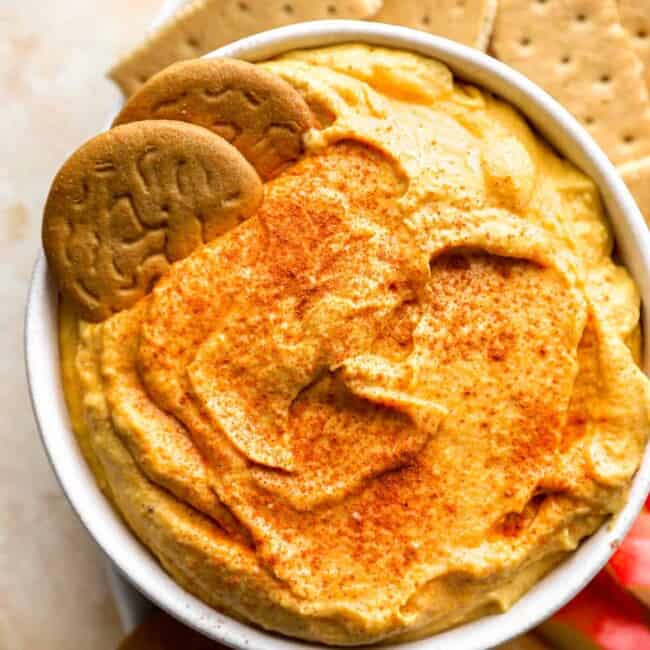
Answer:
[[25, 19, 650, 650]]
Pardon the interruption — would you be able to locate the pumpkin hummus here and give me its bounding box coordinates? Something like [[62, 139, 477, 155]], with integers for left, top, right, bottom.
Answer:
[[60, 45, 650, 644]]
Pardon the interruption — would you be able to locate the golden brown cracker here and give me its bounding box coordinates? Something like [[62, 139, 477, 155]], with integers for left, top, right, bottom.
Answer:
[[114, 57, 314, 180], [619, 156, 650, 226], [498, 635, 553, 650], [373, 0, 498, 50], [492, 0, 650, 165], [43, 120, 263, 322], [109, 0, 383, 97], [618, 1, 650, 89], [119, 611, 222, 649]]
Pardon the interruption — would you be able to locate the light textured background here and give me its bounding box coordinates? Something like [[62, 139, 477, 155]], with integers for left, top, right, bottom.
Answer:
[[0, 2, 162, 648]]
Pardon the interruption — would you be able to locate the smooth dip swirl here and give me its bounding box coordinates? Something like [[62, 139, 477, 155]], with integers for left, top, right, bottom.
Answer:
[[60, 45, 650, 645]]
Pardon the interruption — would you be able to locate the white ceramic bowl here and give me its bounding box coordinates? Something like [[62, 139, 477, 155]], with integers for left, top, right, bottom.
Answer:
[[26, 20, 650, 650]]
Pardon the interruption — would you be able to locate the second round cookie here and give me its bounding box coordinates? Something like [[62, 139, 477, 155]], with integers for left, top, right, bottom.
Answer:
[[114, 57, 315, 180]]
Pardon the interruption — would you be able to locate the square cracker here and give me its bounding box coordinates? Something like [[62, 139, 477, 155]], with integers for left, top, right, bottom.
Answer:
[[491, 0, 650, 165], [372, 0, 498, 50], [618, 1, 650, 89], [498, 635, 553, 650], [109, 0, 382, 97], [619, 156, 650, 227], [119, 611, 215, 649]]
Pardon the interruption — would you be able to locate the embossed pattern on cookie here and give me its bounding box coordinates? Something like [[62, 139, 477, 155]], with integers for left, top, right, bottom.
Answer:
[[114, 58, 315, 180], [43, 120, 263, 322]]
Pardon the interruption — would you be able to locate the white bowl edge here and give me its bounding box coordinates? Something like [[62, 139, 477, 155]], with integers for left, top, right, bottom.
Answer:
[[25, 20, 650, 650]]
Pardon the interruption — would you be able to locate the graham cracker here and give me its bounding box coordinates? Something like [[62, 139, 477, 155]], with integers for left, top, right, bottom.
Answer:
[[109, 0, 382, 97], [491, 0, 650, 165], [619, 156, 650, 226], [618, 1, 650, 89], [119, 611, 219, 649], [373, 0, 498, 50], [498, 635, 553, 650], [114, 57, 315, 180]]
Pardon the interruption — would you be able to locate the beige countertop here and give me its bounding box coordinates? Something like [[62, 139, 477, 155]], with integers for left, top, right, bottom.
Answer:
[[0, 2, 163, 648]]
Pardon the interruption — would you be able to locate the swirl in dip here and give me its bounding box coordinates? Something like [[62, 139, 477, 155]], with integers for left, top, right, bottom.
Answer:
[[60, 45, 650, 645]]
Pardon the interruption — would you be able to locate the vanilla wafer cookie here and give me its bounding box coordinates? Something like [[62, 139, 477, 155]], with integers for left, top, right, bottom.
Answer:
[[43, 120, 263, 321], [114, 58, 314, 180]]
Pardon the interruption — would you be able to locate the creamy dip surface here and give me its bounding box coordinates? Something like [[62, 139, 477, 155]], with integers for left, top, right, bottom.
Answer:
[[60, 45, 650, 645]]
